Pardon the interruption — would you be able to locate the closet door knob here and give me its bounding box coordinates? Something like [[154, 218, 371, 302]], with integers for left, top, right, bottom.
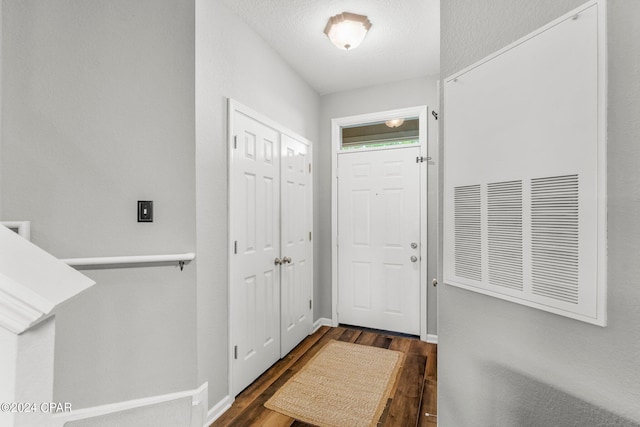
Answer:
[[274, 257, 283, 265], [283, 256, 292, 264]]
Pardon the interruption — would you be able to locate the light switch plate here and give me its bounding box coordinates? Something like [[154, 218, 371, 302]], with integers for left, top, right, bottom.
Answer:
[[138, 201, 153, 222]]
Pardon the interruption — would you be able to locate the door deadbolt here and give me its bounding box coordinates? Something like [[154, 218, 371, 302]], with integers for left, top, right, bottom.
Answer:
[[411, 242, 418, 249]]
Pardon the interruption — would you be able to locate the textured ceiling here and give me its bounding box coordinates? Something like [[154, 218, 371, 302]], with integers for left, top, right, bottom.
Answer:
[[220, 0, 440, 95]]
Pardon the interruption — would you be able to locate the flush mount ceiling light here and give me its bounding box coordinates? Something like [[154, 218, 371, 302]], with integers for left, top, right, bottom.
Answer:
[[324, 12, 372, 50], [385, 119, 405, 128]]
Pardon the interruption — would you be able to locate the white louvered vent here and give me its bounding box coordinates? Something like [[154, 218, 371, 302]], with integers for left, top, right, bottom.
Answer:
[[531, 175, 579, 303], [454, 185, 482, 281], [444, 1, 606, 326], [488, 180, 523, 291]]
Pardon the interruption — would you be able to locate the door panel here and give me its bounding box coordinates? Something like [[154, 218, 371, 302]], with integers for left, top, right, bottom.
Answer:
[[280, 134, 312, 357], [338, 147, 421, 335], [231, 112, 281, 395]]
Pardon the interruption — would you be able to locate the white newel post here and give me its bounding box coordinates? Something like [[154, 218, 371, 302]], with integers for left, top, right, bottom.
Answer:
[[0, 225, 95, 427]]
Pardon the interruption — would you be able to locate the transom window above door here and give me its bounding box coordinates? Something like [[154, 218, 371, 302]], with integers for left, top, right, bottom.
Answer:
[[341, 117, 419, 151]]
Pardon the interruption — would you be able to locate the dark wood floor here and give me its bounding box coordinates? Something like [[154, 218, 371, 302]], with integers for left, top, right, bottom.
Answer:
[[212, 325, 437, 427]]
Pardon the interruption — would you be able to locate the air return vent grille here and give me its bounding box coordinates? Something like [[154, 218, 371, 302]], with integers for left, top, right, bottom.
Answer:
[[443, 0, 606, 325], [531, 175, 579, 303], [487, 180, 523, 291], [454, 185, 482, 281]]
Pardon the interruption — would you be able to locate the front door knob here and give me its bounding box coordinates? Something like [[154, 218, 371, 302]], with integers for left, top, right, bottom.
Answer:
[[274, 257, 283, 265], [282, 256, 292, 264], [410, 255, 418, 262]]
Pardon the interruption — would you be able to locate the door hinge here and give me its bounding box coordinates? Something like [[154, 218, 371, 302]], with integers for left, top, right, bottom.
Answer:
[[233, 135, 237, 149], [416, 156, 432, 163], [234, 345, 238, 359], [234, 241, 238, 254], [309, 299, 312, 310], [309, 231, 312, 241]]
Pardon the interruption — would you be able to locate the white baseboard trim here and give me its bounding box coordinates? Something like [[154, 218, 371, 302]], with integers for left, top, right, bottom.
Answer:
[[312, 317, 333, 334], [204, 394, 233, 426], [192, 382, 208, 427], [52, 382, 209, 427], [312, 317, 436, 343]]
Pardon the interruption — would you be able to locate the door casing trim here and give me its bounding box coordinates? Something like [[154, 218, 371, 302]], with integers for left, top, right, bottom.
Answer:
[[331, 105, 429, 341]]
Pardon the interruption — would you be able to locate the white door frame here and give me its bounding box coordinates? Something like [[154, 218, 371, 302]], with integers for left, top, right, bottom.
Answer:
[[331, 106, 428, 341], [227, 98, 314, 399]]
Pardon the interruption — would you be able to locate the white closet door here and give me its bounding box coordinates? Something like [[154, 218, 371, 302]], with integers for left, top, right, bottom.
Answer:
[[280, 134, 313, 357], [230, 111, 281, 396], [337, 147, 421, 335]]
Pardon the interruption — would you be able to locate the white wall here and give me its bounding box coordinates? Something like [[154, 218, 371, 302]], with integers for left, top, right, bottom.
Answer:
[[195, 0, 320, 409], [1, 0, 197, 409], [317, 76, 439, 335], [439, 0, 640, 425]]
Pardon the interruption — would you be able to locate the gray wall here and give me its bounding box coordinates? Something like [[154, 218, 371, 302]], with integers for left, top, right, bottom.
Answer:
[[0, 0, 2, 216], [0, 0, 3, 219], [439, 0, 640, 425], [195, 0, 320, 408], [316, 76, 440, 335], [1, 0, 197, 409], [1, 0, 321, 413]]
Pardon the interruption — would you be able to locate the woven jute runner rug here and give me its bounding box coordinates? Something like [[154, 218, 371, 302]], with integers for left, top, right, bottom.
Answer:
[[265, 339, 404, 427]]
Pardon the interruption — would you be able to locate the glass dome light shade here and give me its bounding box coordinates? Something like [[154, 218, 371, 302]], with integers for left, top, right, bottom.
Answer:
[[324, 12, 372, 50], [385, 119, 405, 128]]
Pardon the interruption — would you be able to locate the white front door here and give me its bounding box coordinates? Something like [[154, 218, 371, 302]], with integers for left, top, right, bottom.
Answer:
[[337, 147, 421, 335], [280, 134, 313, 357], [230, 112, 281, 395]]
